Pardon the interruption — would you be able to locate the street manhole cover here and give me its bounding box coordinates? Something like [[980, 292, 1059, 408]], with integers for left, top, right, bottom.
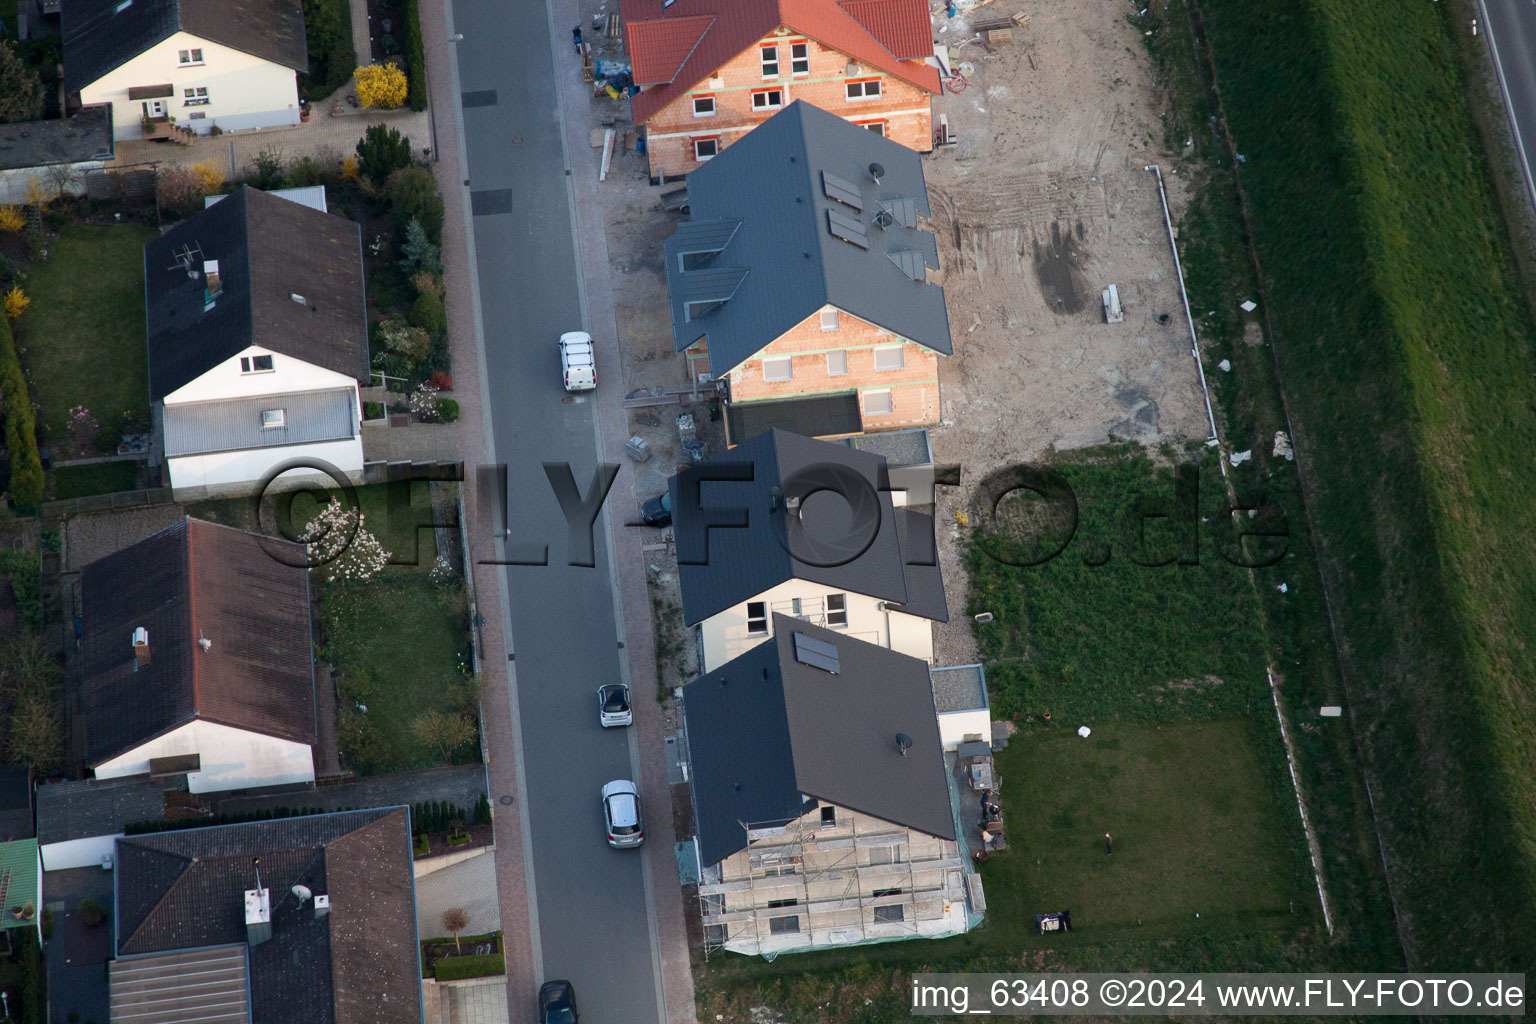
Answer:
[[499, 795, 514, 806], [561, 396, 574, 404], [512, 136, 523, 145]]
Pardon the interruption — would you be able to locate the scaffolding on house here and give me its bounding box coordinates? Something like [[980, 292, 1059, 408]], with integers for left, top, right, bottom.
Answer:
[[698, 807, 964, 959]]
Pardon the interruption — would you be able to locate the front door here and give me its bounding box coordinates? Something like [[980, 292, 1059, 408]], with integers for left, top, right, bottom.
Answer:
[[142, 100, 167, 119]]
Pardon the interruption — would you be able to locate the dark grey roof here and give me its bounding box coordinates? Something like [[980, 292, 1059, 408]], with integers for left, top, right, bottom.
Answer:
[[111, 945, 251, 1024], [36, 776, 165, 846], [163, 387, 357, 456], [930, 664, 988, 714], [840, 427, 931, 468], [0, 106, 113, 172], [115, 808, 421, 1024], [670, 428, 946, 625], [80, 518, 316, 766], [0, 766, 32, 842], [684, 616, 956, 867], [725, 393, 862, 445], [144, 187, 368, 402], [64, 0, 307, 94], [892, 507, 947, 622], [665, 102, 950, 376]]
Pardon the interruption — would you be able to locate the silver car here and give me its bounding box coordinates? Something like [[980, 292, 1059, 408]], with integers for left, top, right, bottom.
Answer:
[[602, 779, 644, 849]]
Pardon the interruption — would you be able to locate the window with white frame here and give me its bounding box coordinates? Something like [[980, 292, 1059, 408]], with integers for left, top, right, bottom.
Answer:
[[746, 601, 768, 634], [873, 889, 905, 923], [760, 45, 779, 77], [183, 86, 209, 106], [864, 390, 893, 416], [692, 94, 715, 117], [240, 355, 274, 373], [177, 48, 204, 65], [846, 78, 882, 101], [790, 41, 809, 74], [820, 309, 839, 331], [693, 137, 719, 161], [857, 120, 886, 137], [826, 593, 848, 627], [260, 409, 285, 429], [873, 345, 904, 371], [751, 88, 783, 111], [867, 844, 902, 865], [762, 356, 792, 382], [826, 350, 847, 376]]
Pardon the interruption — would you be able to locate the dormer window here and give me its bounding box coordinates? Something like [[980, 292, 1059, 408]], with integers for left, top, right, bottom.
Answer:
[[240, 355, 274, 373]]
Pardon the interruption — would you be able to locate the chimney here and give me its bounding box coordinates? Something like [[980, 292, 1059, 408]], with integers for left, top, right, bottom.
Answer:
[[131, 627, 150, 667], [244, 887, 271, 946], [314, 894, 330, 919], [203, 260, 221, 298]]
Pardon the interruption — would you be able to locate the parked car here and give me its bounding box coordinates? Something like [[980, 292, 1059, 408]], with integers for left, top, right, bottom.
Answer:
[[640, 491, 671, 527], [539, 980, 578, 1024], [602, 779, 644, 848], [598, 683, 633, 727], [560, 331, 596, 391]]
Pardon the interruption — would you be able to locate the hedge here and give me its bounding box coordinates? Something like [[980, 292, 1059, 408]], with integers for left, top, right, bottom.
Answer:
[[0, 550, 41, 631], [433, 953, 505, 981], [405, 0, 427, 112], [125, 806, 336, 835], [0, 314, 43, 510]]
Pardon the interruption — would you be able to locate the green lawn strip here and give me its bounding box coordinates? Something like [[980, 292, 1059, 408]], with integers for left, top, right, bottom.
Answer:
[[696, 719, 1316, 1022], [966, 446, 1267, 723], [320, 576, 471, 774], [13, 224, 156, 445], [51, 461, 138, 500], [1196, 0, 1536, 966]]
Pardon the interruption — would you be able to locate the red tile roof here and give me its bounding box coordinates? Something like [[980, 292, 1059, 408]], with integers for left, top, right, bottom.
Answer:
[[625, 0, 938, 123]]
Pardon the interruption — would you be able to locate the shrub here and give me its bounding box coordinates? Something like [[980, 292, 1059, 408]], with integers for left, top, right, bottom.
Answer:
[[0, 206, 25, 233], [355, 63, 408, 109], [473, 793, 491, 826], [244, 146, 286, 190], [299, 501, 391, 584], [428, 371, 453, 391], [285, 155, 328, 188], [190, 159, 224, 194], [0, 316, 43, 509], [96, 414, 123, 454], [4, 286, 28, 319], [340, 155, 361, 182], [398, 218, 441, 275], [408, 381, 443, 421], [411, 269, 444, 297], [385, 166, 443, 244], [155, 166, 205, 219], [375, 317, 430, 362], [434, 953, 505, 981], [356, 124, 414, 184], [363, 401, 385, 420], [411, 290, 447, 337], [437, 399, 459, 422], [76, 897, 106, 928], [405, 0, 428, 111], [0, 41, 45, 125]]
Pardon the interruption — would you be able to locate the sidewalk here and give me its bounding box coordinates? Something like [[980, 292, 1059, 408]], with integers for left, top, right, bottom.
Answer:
[[416, 0, 537, 1020]]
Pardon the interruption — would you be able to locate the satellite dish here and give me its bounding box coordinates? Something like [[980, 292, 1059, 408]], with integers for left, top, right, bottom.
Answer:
[[291, 885, 312, 904], [895, 733, 913, 756], [868, 162, 885, 184], [873, 209, 894, 230]]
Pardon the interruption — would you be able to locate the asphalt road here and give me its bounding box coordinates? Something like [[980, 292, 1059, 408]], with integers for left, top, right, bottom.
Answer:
[[1479, 0, 1536, 208], [451, 3, 665, 1021]]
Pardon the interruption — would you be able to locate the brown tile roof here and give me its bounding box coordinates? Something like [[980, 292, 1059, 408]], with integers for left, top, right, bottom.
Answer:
[[80, 518, 316, 766], [626, 0, 939, 123], [115, 809, 422, 1024]]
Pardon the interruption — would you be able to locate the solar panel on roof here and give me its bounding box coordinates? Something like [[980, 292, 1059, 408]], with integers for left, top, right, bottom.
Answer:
[[887, 250, 926, 281], [821, 170, 865, 211], [792, 632, 841, 674], [827, 209, 869, 250]]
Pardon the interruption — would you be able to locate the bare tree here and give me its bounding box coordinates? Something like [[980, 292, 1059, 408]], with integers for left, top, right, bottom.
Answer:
[[412, 711, 475, 762], [441, 907, 469, 952], [8, 691, 59, 775]]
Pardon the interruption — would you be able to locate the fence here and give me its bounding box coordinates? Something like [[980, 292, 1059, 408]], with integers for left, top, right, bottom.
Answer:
[[40, 486, 174, 520]]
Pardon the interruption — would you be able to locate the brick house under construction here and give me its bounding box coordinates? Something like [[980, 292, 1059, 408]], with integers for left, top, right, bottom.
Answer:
[[625, 0, 939, 182], [681, 615, 981, 957], [664, 102, 951, 443]]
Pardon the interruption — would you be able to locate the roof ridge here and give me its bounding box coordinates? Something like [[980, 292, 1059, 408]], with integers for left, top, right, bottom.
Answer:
[[186, 515, 200, 715]]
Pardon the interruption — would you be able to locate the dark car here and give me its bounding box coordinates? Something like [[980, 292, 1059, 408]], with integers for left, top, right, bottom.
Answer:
[[641, 491, 671, 527], [539, 980, 578, 1024]]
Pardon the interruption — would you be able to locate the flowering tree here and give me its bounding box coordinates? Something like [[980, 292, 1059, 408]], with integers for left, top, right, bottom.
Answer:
[[300, 500, 391, 584], [355, 63, 408, 109], [3, 286, 27, 319], [409, 381, 444, 422], [65, 405, 99, 454]]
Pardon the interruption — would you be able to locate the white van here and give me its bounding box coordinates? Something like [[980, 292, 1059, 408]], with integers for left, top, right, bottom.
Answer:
[[560, 331, 596, 391]]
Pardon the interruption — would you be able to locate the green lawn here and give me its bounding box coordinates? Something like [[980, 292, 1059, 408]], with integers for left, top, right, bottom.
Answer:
[[966, 446, 1269, 723], [52, 461, 139, 500], [696, 720, 1316, 1022], [14, 224, 157, 446]]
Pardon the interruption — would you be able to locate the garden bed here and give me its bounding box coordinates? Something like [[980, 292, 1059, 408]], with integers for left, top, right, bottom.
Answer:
[[420, 930, 504, 980]]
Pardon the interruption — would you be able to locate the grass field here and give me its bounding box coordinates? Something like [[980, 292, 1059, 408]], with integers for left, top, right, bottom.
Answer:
[[14, 225, 157, 445], [1194, 0, 1536, 967], [51, 462, 139, 500], [966, 447, 1268, 723]]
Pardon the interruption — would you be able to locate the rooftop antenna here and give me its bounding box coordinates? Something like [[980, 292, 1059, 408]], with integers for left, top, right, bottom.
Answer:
[[769, 485, 783, 511], [167, 242, 205, 279], [894, 733, 912, 756], [252, 857, 262, 892], [868, 162, 885, 185]]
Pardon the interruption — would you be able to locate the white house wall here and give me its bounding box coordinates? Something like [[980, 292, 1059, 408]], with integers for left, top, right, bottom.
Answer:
[[40, 834, 118, 872], [168, 435, 363, 500], [0, 162, 103, 204], [937, 709, 992, 751], [163, 350, 361, 406], [700, 579, 934, 671], [79, 32, 300, 141], [93, 720, 315, 795]]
